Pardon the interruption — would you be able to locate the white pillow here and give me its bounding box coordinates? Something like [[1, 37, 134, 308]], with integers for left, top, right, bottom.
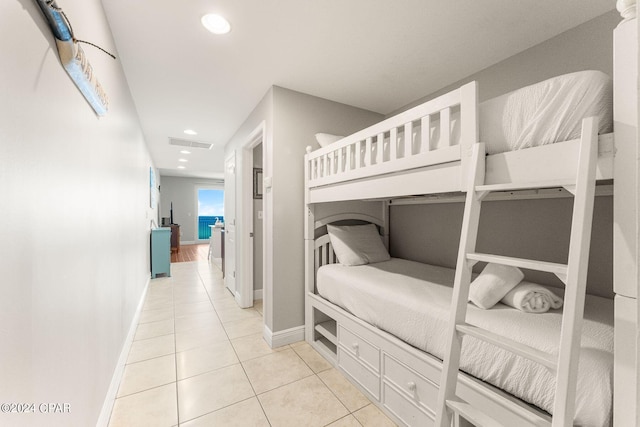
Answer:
[[315, 133, 344, 148], [468, 263, 524, 309], [327, 224, 390, 266]]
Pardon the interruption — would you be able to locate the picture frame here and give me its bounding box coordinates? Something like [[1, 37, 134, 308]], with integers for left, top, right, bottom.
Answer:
[[149, 167, 157, 208], [253, 168, 263, 199]]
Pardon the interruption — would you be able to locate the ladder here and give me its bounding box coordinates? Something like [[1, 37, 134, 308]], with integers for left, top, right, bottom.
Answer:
[[435, 116, 599, 427]]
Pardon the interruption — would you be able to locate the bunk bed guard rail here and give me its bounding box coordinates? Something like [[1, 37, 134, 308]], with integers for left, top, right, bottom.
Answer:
[[305, 82, 478, 190]]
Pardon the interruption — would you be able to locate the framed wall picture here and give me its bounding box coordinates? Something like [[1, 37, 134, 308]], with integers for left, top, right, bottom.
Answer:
[[253, 168, 263, 199], [149, 167, 157, 208]]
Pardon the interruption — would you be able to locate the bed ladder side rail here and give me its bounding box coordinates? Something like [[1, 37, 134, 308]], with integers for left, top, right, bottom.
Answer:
[[435, 141, 486, 426], [551, 116, 598, 426], [435, 117, 598, 427]]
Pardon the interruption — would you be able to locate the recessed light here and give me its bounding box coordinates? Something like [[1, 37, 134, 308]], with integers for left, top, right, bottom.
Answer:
[[180, 150, 191, 154], [184, 129, 197, 135], [177, 165, 186, 169], [179, 158, 188, 162], [201, 13, 231, 35]]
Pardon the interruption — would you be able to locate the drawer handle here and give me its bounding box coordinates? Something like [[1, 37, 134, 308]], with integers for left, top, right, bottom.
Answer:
[[352, 342, 359, 352], [407, 381, 417, 392]]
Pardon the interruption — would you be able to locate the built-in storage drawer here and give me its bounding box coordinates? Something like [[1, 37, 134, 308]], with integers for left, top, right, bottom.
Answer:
[[338, 347, 380, 400], [338, 325, 380, 372], [383, 382, 434, 427], [383, 354, 438, 418]]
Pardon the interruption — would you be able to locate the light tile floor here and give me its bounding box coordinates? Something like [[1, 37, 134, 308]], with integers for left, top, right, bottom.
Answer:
[[108, 260, 397, 426]]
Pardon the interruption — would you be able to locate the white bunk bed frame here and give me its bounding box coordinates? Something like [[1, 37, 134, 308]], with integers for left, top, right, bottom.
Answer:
[[303, 2, 638, 426]]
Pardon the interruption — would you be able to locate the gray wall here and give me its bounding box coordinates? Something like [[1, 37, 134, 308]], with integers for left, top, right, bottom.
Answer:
[[1, 1, 156, 425], [390, 196, 613, 298], [269, 87, 384, 332], [159, 176, 224, 243], [388, 10, 618, 298], [391, 10, 619, 112], [225, 86, 383, 334]]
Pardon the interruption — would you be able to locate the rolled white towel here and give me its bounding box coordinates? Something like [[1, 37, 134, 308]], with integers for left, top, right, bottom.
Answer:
[[501, 281, 563, 313]]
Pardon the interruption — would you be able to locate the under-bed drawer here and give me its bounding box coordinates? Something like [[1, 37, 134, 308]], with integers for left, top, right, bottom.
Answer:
[[383, 354, 438, 416], [383, 382, 434, 427], [338, 325, 380, 372], [338, 347, 380, 400]]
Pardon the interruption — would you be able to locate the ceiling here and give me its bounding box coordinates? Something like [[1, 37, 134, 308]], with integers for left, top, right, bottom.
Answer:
[[100, 0, 614, 180]]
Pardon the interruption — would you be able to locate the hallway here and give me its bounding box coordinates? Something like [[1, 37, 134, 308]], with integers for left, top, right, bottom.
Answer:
[[107, 260, 396, 426]]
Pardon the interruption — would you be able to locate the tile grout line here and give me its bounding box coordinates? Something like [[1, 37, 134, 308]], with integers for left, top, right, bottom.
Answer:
[[171, 276, 180, 426]]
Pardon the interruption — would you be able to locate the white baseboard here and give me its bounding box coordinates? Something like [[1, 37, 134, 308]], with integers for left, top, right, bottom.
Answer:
[[263, 324, 305, 349], [96, 276, 150, 427], [253, 289, 263, 301]]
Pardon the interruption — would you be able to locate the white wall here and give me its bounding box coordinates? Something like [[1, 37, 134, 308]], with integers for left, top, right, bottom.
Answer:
[[1, 1, 154, 426], [159, 176, 224, 242]]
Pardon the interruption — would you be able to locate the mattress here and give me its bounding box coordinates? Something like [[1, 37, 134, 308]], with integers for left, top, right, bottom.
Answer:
[[317, 258, 613, 427], [398, 70, 613, 155], [478, 70, 613, 154]]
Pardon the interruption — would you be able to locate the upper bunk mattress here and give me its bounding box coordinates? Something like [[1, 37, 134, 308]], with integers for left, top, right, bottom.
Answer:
[[317, 258, 613, 427], [478, 70, 613, 154]]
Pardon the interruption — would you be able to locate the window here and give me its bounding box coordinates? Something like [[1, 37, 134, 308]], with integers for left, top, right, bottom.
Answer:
[[197, 189, 224, 239]]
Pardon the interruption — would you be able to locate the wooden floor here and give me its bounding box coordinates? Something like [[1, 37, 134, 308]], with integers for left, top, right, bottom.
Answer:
[[171, 243, 210, 263]]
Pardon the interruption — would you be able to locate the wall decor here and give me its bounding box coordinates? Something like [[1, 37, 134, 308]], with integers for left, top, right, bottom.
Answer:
[[34, 0, 113, 116], [253, 168, 263, 199]]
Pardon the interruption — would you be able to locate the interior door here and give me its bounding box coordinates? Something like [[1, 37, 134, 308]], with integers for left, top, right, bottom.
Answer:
[[224, 152, 236, 295]]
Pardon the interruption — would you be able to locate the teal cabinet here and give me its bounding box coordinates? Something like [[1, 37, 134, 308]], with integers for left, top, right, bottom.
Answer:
[[151, 228, 171, 278]]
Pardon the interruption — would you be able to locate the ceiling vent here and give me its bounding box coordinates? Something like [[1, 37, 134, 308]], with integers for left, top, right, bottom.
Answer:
[[169, 138, 214, 150]]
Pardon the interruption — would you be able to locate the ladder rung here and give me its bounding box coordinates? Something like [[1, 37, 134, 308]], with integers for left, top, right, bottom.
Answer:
[[467, 253, 568, 277], [476, 179, 575, 193], [446, 400, 503, 427], [456, 323, 557, 370]]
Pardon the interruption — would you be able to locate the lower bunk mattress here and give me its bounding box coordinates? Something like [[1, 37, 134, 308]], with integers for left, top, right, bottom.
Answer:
[[316, 258, 613, 427]]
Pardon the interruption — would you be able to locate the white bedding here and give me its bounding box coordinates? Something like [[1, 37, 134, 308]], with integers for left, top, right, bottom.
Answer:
[[317, 258, 613, 427], [380, 70, 612, 155], [479, 70, 613, 154]]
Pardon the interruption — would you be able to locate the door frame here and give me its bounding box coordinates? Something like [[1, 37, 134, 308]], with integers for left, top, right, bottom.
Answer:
[[238, 121, 265, 308], [224, 152, 237, 296]]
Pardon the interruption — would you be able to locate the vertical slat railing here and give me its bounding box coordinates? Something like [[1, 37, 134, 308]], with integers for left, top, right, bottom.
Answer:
[[441, 107, 451, 148], [305, 81, 475, 188], [322, 154, 327, 178], [345, 144, 352, 173], [390, 127, 398, 161], [356, 140, 363, 169], [309, 108, 455, 182], [324, 244, 329, 265], [421, 115, 431, 153], [405, 122, 413, 156]]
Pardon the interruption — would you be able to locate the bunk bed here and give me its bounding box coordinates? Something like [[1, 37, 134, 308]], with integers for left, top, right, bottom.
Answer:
[[303, 3, 637, 426]]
